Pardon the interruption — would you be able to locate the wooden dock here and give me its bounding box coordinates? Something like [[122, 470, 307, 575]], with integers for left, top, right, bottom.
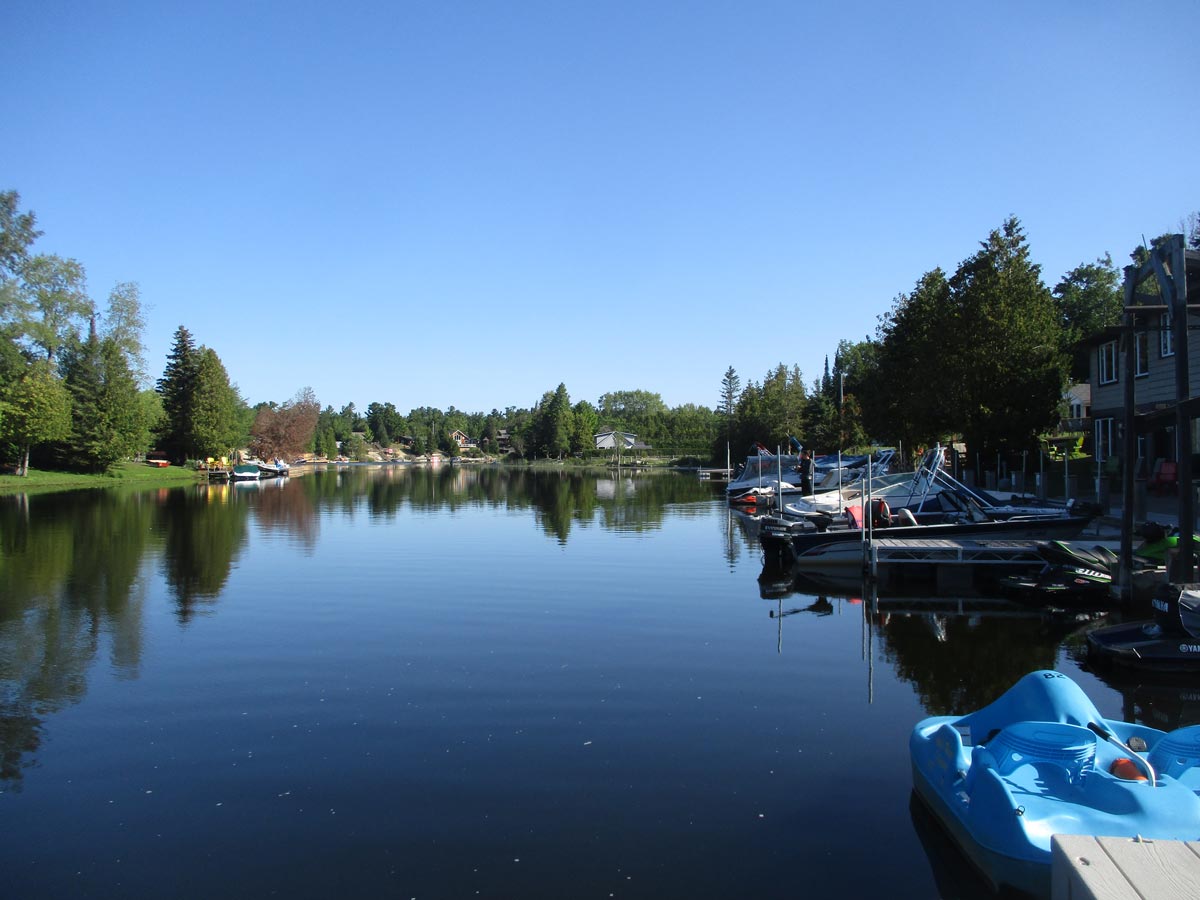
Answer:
[[1052, 834, 1200, 899]]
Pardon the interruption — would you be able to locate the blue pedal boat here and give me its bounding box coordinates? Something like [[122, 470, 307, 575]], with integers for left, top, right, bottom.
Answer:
[[910, 670, 1200, 896]]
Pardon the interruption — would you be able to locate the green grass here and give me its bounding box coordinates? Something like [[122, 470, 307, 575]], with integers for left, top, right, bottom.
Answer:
[[0, 461, 203, 494]]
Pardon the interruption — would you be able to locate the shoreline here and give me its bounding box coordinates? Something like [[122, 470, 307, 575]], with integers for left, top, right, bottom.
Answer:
[[0, 456, 690, 497]]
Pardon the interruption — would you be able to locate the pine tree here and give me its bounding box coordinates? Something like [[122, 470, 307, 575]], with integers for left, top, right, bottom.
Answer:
[[61, 321, 144, 472], [157, 325, 199, 462], [720, 366, 740, 445], [191, 348, 240, 458]]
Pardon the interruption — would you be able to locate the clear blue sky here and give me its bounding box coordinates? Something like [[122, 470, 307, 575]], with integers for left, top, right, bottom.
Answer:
[[6, 1, 1198, 415]]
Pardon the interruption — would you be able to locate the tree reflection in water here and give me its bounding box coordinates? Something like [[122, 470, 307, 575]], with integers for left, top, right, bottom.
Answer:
[[0, 466, 721, 786], [0, 489, 153, 788]]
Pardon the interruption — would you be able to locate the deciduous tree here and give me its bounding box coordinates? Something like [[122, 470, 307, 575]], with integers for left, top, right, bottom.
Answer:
[[250, 387, 320, 460], [15, 254, 92, 365], [101, 281, 148, 385], [0, 361, 71, 475]]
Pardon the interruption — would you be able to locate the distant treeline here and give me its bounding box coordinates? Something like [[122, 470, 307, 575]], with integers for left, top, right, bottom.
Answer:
[[3, 187, 1198, 474]]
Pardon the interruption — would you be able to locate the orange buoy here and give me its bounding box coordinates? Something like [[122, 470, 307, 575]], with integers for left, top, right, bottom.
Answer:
[[1109, 757, 1148, 781]]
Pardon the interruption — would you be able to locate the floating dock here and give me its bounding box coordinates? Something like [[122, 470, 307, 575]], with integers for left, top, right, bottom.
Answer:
[[793, 537, 1046, 592]]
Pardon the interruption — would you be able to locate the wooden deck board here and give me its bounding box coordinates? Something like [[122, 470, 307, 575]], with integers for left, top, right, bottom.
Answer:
[[1052, 834, 1200, 899]]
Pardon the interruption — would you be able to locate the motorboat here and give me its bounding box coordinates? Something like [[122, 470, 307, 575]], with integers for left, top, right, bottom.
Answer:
[[780, 446, 1078, 525], [760, 494, 1094, 570], [726, 444, 894, 500], [230, 464, 260, 481], [256, 458, 291, 478], [911, 669, 1200, 896], [811, 449, 896, 492]]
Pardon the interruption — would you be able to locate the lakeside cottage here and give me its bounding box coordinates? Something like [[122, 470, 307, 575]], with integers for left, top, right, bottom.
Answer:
[[1084, 237, 1200, 497], [594, 431, 636, 451]]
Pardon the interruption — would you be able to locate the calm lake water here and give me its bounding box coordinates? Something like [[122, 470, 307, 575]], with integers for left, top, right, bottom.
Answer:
[[2, 466, 1194, 899]]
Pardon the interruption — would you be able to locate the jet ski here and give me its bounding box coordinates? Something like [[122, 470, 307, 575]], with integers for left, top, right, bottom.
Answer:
[[999, 522, 1184, 605], [1088, 581, 1200, 671]]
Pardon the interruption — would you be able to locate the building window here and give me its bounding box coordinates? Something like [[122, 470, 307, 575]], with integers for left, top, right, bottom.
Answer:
[[1135, 332, 1149, 377], [1098, 341, 1118, 385], [1095, 418, 1115, 462], [1161, 313, 1175, 357]]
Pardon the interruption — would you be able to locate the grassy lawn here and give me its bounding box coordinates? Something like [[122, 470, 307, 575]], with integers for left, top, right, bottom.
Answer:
[[0, 461, 203, 494]]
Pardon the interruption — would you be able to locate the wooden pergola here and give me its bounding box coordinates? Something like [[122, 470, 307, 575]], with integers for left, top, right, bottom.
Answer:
[[1119, 234, 1200, 594]]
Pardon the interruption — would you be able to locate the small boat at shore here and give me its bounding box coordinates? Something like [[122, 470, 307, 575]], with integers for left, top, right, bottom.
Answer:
[[230, 464, 260, 481], [257, 459, 290, 477], [911, 669, 1200, 896]]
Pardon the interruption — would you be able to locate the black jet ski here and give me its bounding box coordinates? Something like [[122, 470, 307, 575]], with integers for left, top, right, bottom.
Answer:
[[999, 521, 1184, 605], [1088, 581, 1200, 671]]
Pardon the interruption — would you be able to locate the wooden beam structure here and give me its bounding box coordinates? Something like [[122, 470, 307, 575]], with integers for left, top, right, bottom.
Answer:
[[1119, 237, 1200, 594]]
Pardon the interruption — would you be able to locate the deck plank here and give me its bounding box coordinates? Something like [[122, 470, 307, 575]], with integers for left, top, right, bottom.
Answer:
[[1052, 834, 1200, 899]]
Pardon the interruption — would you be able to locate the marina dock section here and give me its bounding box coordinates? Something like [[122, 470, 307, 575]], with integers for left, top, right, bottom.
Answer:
[[792, 536, 1048, 592]]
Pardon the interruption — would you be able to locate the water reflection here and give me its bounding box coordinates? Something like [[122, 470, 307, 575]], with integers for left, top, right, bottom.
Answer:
[[1080, 659, 1200, 733], [759, 569, 1103, 716], [0, 489, 153, 788], [0, 468, 719, 787]]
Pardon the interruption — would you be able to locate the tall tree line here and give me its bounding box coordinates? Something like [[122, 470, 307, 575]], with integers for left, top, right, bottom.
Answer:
[[0, 190, 162, 474], [0, 189, 258, 473]]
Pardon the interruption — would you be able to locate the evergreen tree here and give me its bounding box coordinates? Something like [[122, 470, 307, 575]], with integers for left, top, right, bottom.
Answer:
[[570, 400, 598, 455], [60, 321, 144, 472], [157, 325, 200, 462], [317, 426, 337, 459], [873, 269, 955, 450], [946, 217, 1066, 458], [532, 384, 573, 458], [191, 348, 241, 458], [1052, 255, 1122, 380]]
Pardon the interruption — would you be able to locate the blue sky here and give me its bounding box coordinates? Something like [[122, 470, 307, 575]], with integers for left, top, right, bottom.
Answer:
[[5, 1, 1198, 415]]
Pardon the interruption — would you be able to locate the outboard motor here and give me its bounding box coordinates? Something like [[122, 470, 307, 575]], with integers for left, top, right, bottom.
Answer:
[[1067, 498, 1099, 520]]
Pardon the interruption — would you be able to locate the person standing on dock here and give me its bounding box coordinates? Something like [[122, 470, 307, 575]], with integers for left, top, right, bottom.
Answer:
[[799, 449, 815, 496]]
